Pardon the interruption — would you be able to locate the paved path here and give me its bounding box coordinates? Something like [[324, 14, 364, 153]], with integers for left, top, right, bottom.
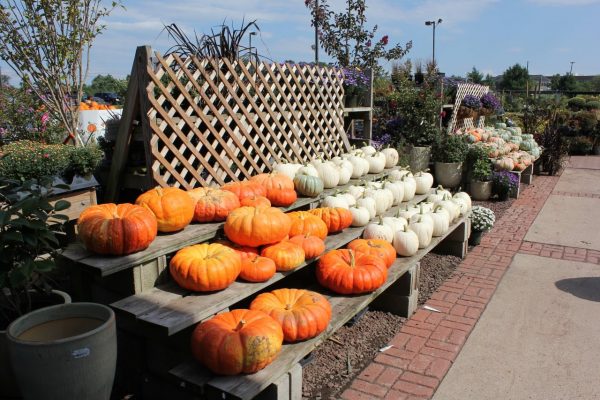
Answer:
[[342, 157, 600, 400]]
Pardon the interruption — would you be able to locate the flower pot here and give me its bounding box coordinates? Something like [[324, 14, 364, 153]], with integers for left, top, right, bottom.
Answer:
[[470, 180, 492, 201], [345, 94, 359, 108], [469, 230, 485, 246], [435, 162, 463, 188], [497, 188, 510, 201], [1, 290, 71, 399], [457, 106, 476, 119], [409, 146, 431, 172], [7, 302, 116, 400]]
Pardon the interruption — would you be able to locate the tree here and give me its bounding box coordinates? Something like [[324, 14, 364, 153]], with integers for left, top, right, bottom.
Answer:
[[84, 74, 129, 98], [466, 67, 483, 84], [550, 73, 577, 92], [0, 1, 121, 145], [304, 0, 411, 71], [483, 74, 496, 88], [0, 73, 10, 87], [498, 63, 529, 90]]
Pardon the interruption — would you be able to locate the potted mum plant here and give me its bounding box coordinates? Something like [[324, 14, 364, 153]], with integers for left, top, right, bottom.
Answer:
[[458, 94, 482, 119], [492, 170, 519, 200], [480, 92, 501, 116], [469, 205, 495, 245], [470, 158, 493, 200], [433, 135, 468, 188], [343, 67, 370, 108]]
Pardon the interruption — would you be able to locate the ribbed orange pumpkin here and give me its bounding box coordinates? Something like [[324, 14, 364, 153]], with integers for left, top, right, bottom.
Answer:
[[240, 195, 271, 208], [250, 288, 332, 342], [309, 207, 353, 233], [288, 234, 326, 259], [191, 309, 283, 375], [316, 249, 387, 294], [261, 241, 305, 271], [224, 206, 291, 247], [239, 254, 277, 283], [250, 173, 297, 206], [77, 203, 157, 255], [188, 187, 218, 202], [170, 243, 241, 291], [190, 189, 240, 222], [221, 181, 266, 201], [216, 240, 259, 260], [347, 239, 396, 268], [287, 211, 328, 240], [135, 187, 194, 232]]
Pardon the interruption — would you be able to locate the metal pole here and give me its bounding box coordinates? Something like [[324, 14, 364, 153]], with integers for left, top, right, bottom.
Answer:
[[432, 22, 436, 66], [570, 61, 574, 74], [315, 0, 319, 64]]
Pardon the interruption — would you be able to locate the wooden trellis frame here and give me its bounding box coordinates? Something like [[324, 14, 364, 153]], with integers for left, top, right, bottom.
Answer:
[[106, 46, 350, 201], [446, 83, 489, 134]]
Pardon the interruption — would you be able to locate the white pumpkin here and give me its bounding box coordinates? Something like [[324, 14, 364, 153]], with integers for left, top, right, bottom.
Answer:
[[382, 216, 408, 234], [427, 185, 452, 203], [383, 180, 405, 206], [452, 198, 469, 217], [419, 201, 435, 213], [364, 188, 393, 216], [366, 181, 383, 189], [409, 216, 433, 249], [414, 171, 434, 195], [397, 204, 419, 220], [273, 161, 302, 180], [350, 206, 371, 227], [337, 164, 352, 185], [366, 152, 386, 174], [314, 161, 340, 188], [388, 167, 412, 182], [430, 206, 450, 237], [297, 164, 319, 177], [357, 196, 376, 219], [382, 147, 399, 168], [361, 145, 377, 156], [322, 194, 349, 209], [410, 205, 434, 227], [333, 159, 354, 185], [401, 175, 416, 201], [348, 184, 366, 200], [348, 155, 369, 178], [453, 191, 472, 210], [393, 225, 420, 257], [340, 192, 357, 207], [363, 219, 394, 242], [436, 194, 460, 222]]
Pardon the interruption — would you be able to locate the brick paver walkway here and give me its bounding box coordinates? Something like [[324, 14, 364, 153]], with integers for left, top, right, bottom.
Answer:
[[342, 175, 562, 400]]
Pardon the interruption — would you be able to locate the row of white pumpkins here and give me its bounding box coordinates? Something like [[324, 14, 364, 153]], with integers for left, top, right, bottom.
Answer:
[[362, 188, 472, 257], [272, 145, 399, 189]]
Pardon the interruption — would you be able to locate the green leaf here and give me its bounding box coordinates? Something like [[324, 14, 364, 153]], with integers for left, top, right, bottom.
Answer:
[[34, 259, 55, 272], [53, 200, 71, 211], [23, 233, 38, 247], [3, 231, 23, 243]]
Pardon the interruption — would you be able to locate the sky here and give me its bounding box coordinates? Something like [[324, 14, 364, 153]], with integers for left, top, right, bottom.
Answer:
[[2, 0, 600, 83]]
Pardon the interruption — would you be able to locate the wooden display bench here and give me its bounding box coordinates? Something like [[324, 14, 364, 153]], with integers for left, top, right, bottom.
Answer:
[[506, 164, 534, 199]]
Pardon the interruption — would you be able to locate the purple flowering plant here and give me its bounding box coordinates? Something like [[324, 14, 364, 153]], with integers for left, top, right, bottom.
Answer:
[[492, 170, 519, 192], [343, 67, 370, 95], [462, 94, 482, 110], [480, 93, 501, 112]]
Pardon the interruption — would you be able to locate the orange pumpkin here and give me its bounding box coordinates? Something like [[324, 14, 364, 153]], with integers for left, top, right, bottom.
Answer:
[[170, 243, 241, 291], [288, 234, 326, 259], [77, 203, 157, 255], [250, 288, 332, 342], [240, 195, 271, 208], [287, 211, 328, 240], [221, 181, 266, 201], [239, 254, 277, 282], [250, 173, 297, 207], [190, 189, 240, 222], [224, 206, 291, 247], [135, 187, 194, 232], [308, 207, 353, 233], [316, 249, 387, 294], [216, 240, 259, 260], [261, 241, 305, 271], [191, 309, 283, 375], [347, 239, 396, 268], [188, 187, 219, 202]]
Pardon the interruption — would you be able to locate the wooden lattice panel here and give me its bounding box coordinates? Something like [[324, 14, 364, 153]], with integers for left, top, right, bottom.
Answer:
[[447, 83, 489, 134], [144, 53, 349, 188]]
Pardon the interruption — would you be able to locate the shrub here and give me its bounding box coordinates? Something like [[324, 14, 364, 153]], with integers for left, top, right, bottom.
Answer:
[[0, 141, 70, 181], [575, 111, 598, 134], [585, 100, 600, 110], [433, 135, 469, 163], [567, 97, 587, 111], [472, 158, 492, 181], [568, 136, 593, 155], [470, 206, 495, 231]]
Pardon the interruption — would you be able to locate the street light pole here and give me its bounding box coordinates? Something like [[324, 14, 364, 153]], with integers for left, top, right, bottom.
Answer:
[[570, 61, 575, 75], [315, 0, 319, 64], [425, 18, 442, 66], [249, 32, 257, 64]]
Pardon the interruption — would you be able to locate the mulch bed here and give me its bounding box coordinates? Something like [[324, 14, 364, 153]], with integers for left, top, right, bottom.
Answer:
[[302, 196, 516, 399]]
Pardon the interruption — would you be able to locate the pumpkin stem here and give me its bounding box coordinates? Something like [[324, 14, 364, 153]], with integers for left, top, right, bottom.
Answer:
[[235, 319, 246, 331], [285, 304, 293, 310], [349, 249, 356, 268]]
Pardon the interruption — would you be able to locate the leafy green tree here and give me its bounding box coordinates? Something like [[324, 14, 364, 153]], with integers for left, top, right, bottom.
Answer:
[[483, 73, 496, 88], [498, 63, 529, 90], [0, 74, 10, 87], [467, 67, 483, 84], [304, 0, 412, 71], [84, 74, 129, 98], [550, 73, 577, 92], [0, 0, 122, 145]]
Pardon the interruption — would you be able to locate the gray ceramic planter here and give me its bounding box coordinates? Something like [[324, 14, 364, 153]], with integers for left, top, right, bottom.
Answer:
[[435, 162, 463, 188], [470, 180, 492, 201], [409, 146, 431, 172]]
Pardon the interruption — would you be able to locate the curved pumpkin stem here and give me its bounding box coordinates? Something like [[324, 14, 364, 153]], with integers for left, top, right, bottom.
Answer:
[[349, 249, 356, 268], [235, 319, 246, 331]]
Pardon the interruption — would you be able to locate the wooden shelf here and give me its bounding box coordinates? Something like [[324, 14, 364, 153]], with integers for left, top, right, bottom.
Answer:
[[343, 106, 372, 113]]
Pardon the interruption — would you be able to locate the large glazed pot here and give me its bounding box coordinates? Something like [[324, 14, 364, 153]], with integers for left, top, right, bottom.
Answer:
[[435, 162, 463, 188], [470, 180, 492, 201], [1, 290, 71, 399], [409, 146, 431, 172], [7, 302, 116, 400]]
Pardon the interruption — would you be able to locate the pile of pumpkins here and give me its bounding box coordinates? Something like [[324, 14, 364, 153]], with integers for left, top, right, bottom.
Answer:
[[454, 124, 541, 172]]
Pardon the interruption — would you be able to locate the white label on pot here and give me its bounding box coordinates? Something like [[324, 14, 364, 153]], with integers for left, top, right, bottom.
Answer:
[[72, 348, 90, 359]]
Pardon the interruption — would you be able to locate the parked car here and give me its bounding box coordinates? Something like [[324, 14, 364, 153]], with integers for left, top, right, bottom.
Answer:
[[94, 92, 121, 105]]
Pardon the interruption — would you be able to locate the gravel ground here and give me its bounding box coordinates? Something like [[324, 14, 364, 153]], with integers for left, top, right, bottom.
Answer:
[[302, 196, 516, 398]]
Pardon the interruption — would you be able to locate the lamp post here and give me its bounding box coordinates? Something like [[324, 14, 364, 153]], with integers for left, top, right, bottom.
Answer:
[[249, 32, 257, 63], [569, 61, 575, 75], [314, 0, 319, 64], [425, 18, 442, 66]]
